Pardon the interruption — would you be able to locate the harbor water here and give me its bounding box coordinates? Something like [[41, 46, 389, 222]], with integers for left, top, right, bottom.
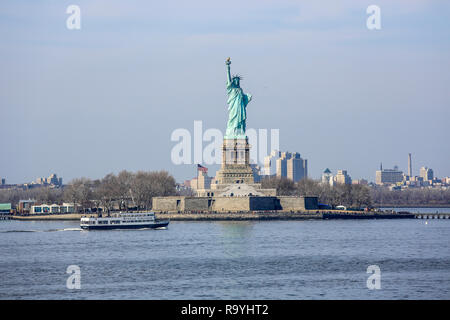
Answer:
[[0, 213, 449, 299]]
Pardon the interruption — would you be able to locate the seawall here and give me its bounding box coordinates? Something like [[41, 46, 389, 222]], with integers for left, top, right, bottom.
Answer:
[[11, 213, 97, 221], [157, 212, 323, 221], [10, 211, 416, 221]]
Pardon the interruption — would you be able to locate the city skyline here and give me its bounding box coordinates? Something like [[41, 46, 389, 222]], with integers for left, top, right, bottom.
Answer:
[[1, 151, 446, 187], [1, 1, 450, 184]]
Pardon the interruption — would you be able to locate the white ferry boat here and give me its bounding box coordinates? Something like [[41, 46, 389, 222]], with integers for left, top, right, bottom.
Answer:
[[80, 212, 169, 230]]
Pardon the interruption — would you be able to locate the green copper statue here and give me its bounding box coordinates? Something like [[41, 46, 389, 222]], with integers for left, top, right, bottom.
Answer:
[[225, 58, 252, 139]]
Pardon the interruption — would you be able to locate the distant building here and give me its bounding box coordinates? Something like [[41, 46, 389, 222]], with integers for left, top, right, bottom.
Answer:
[[286, 153, 307, 182], [183, 180, 191, 188], [30, 203, 77, 214], [420, 167, 434, 182], [264, 150, 307, 182], [376, 164, 403, 185], [250, 164, 262, 183], [1, 178, 5, 185], [352, 179, 368, 185], [47, 174, 62, 186], [34, 173, 63, 186], [18, 199, 36, 214], [190, 170, 212, 191], [321, 168, 333, 185], [275, 152, 307, 182], [334, 170, 352, 185], [276, 153, 287, 179], [263, 150, 281, 176], [0, 203, 11, 214], [408, 153, 412, 177]]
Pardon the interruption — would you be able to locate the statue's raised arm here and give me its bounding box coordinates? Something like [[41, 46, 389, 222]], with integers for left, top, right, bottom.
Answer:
[[226, 57, 232, 85]]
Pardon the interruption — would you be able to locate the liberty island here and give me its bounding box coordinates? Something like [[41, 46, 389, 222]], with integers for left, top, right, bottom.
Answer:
[[150, 59, 419, 219], [150, 59, 419, 218], [152, 58, 319, 213]]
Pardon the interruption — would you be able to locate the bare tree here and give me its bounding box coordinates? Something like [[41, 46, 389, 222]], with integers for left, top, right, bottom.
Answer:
[[261, 176, 296, 195], [350, 184, 372, 208], [116, 170, 135, 210], [130, 171, 176, 210], [296, 178, 322, 197], [96, 173, 120, 213], [64, 178, 93, 212]]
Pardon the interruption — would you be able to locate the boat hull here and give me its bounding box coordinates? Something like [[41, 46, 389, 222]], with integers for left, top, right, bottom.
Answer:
[[80, 220, 169, 230]]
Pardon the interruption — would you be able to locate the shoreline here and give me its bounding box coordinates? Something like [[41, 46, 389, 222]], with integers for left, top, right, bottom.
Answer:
[[375, 204, 450, 208], [9, 210, 418, 221], [11, 213, 97, 221], [11, 212, 323, 221]]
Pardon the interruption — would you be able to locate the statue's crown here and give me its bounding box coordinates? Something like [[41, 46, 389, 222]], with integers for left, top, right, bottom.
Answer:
[[232, 74, 243, 81]]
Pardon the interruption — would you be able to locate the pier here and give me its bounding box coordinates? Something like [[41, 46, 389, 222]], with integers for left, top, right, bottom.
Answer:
[[414, 213, 450, 219], [322, 212, 415, 220]]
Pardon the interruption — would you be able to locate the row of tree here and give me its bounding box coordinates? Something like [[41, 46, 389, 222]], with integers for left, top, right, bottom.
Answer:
[[0, 170, 177, 212], [65, 170, 177, 211], [261, 176, 450, 207], [370, 187, 450, 206], [261, 177, 372, 208], [2, 173, 449, 211], [0, 187, 63, 207]]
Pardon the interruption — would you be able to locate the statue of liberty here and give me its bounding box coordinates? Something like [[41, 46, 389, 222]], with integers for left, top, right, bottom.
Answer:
[[225, 58, 252, 139]]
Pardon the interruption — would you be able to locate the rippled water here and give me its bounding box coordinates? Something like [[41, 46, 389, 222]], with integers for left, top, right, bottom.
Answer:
[[0, 218, 449, 299]]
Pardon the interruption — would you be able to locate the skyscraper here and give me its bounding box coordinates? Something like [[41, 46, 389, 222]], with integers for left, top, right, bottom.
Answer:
[[264, 150, 307, 181], [420, 167, 434, 181], [376, 167, 403, 185], [322, 168, 332, 185], [275, 152, 307, 182], [263, 150, 281, 176], [334, 170, 352, 185]]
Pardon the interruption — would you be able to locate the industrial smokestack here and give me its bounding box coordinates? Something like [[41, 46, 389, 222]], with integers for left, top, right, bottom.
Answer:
[[408, 153, 412, 177]]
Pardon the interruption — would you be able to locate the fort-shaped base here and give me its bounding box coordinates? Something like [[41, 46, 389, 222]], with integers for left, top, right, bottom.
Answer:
[[214, 138, 254, 185]]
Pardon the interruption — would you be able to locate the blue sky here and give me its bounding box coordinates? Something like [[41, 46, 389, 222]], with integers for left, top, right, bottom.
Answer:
[[1, 0, 450, 184]]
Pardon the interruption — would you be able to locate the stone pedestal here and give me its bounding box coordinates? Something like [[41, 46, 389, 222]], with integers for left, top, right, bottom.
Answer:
[[213, 138, 255, 186]]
